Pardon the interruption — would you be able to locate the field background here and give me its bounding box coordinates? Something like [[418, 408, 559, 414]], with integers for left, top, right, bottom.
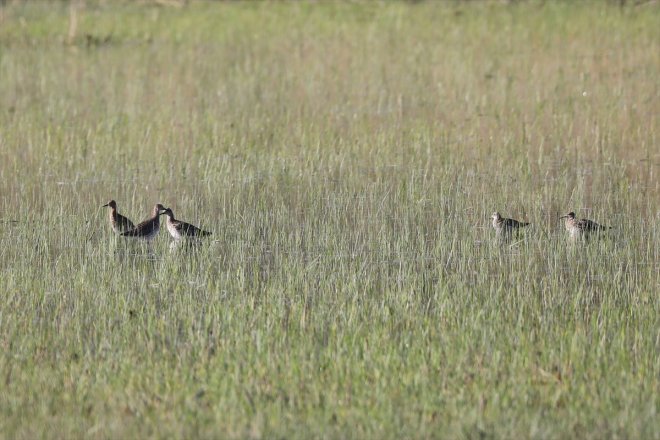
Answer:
[[0, 1, 658, 438]]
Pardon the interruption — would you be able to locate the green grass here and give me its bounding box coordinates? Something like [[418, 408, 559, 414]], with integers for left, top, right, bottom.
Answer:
[[0, 1, 658, 438]]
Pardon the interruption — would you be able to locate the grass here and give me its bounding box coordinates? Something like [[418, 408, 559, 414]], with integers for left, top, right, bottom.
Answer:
[[0, 1, 658, 438]]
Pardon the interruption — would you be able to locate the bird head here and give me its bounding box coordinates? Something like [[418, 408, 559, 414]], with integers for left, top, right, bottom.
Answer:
[[153, 204, 167, 216]]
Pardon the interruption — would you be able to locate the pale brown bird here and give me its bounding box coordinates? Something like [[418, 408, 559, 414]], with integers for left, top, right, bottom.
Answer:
[[162, 207, 211, 240], [102, 200, 135, 234], [121, 204, 167, 241], [491, 212, 530, 240], [559, 211, 611, 240]]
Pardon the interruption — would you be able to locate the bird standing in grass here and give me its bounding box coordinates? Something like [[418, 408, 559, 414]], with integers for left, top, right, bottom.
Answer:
[[560, 211, 611, 240], [102, 200, 135, 234], [121, 204, 167, 241], [162, 207, 211, 241], [491, 212, 530, 241]]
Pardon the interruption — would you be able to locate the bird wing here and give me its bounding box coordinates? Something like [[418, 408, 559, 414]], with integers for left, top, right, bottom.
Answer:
[[505, 218, 529, 228], [116, 214, 135, 232], [176, 220, 211, 237], [121, 218, 156, 236], [578, 219, 606, 231], [171, 220, 187, 233]]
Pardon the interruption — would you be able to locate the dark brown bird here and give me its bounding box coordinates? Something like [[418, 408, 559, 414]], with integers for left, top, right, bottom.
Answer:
[[491, 212, 530, 240], [121, 204, 167, 241], [102, 200, 135, 234], [560, 212, 611, 240], [162, 207, 211, 240]]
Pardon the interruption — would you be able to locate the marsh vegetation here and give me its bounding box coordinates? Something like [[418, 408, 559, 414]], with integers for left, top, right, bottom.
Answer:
[[0, 2, 658, 438]]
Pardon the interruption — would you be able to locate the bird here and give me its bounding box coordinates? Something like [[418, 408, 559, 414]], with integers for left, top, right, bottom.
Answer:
[[162, 207, 211, 240], [559, 212, 611, 240], [491, 212, 530, 240], [102, 200, 135, 234], [120, 204, 167, 241]]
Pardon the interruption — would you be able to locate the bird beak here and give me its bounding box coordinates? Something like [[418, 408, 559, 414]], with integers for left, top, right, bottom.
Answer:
[[559, 214, 567, 219], [102, 203, 109, 208]]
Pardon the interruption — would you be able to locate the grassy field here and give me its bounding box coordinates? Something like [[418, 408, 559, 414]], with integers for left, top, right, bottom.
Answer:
[[0, 1, 658, 438]]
